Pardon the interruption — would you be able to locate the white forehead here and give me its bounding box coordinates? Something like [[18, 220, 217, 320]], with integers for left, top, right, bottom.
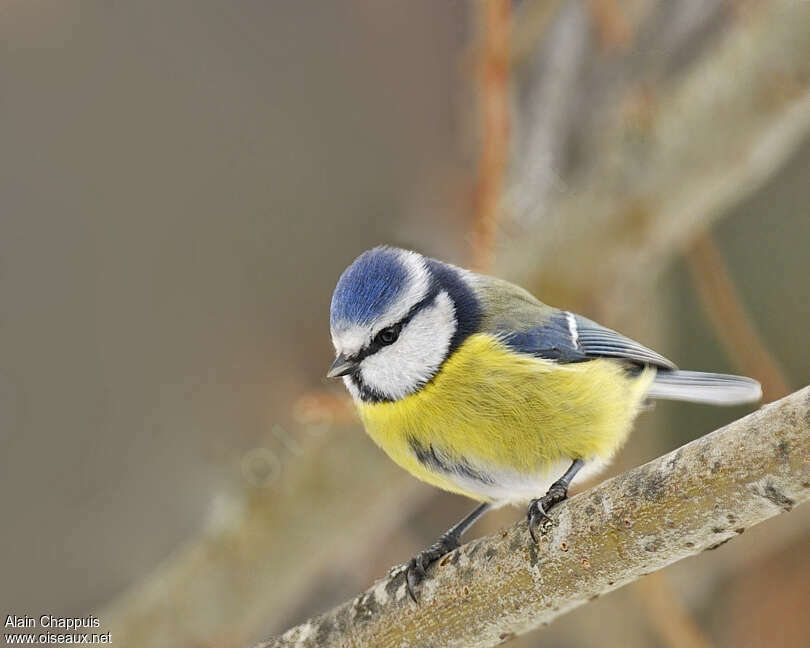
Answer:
[[331, 249, 431, 356]]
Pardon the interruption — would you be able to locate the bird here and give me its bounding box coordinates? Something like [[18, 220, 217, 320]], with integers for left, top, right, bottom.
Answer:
[[326, 245, 761, 601]]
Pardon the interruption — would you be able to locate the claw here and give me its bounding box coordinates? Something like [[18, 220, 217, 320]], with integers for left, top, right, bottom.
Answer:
[[403, 533, 460, 603], [527, 499, 551, 543], [527, 487, 568, 543], [405, 557, 426, 603]]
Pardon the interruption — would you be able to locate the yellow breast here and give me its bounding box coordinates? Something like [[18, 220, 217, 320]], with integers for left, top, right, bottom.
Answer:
[[356, 333, 654, 501]]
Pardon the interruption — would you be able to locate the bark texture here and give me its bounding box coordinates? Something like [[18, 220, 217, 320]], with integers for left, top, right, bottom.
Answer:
[[261, 386, 810, 648]]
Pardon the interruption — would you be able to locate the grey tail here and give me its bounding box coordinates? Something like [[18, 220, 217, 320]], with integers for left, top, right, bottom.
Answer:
[[647, 370, 762, 406]]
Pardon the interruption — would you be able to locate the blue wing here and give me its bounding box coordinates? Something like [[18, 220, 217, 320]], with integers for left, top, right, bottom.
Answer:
[[500, 311, 676, 370]]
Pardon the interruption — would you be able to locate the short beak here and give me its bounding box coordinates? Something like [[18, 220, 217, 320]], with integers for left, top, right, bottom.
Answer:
[[326, 353, 358, 378]]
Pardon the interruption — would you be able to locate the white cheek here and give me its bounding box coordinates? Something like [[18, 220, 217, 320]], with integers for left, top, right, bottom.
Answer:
[[360, 291, 456, 400]]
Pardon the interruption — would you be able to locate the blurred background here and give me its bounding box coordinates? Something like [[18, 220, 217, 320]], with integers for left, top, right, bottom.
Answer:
[[1, 1, 809, 647]]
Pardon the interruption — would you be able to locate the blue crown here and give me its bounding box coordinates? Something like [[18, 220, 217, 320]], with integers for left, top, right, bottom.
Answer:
[[330, 247, 410, 328]]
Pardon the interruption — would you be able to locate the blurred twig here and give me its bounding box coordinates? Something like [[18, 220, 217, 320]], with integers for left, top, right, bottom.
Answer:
[[686, 231, 791, 402], [471, 0, 511, 271], [502, 0, 810, 321], [260, 386, 810, 648], [510, 0, 563, 66], [292, 392, 357, 426], [588, 0, 632, 51], [99, 425, 429, 647]]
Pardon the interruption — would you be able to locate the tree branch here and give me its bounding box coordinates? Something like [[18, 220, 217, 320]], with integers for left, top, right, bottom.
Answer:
[[259, 386, 810, 648]]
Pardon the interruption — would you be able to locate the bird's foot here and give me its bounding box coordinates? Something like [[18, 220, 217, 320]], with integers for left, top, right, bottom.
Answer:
[[527, 485, 568, 543], [405, 532, 460, 603]]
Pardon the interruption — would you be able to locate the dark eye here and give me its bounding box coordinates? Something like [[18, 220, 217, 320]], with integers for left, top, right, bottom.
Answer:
[[375, 325, 400, 346]]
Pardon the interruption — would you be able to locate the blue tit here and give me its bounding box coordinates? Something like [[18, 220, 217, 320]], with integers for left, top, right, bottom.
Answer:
[[327, 246, 761, 599]]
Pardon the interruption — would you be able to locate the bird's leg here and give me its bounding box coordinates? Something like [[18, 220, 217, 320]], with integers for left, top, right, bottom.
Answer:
[[527, 459, 584, 542], [405, 501, 490, 602]]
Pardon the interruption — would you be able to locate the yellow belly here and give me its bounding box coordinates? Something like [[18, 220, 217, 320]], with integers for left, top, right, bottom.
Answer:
[[356, 333, 654, 502]]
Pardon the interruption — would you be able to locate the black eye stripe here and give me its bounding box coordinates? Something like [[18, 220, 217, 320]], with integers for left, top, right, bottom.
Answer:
[[351, 284, 441, 363]]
